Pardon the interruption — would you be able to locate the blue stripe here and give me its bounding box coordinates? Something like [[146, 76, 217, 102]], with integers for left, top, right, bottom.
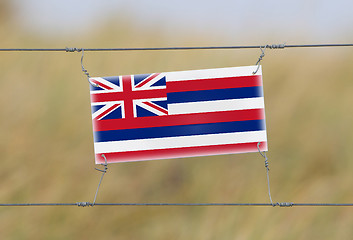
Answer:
[[167, 86, 263, 104], [94, 119, 265, 142]]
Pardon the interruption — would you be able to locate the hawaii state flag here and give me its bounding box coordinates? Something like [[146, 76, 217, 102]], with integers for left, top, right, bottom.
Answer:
[[90, 65, 267, 164]]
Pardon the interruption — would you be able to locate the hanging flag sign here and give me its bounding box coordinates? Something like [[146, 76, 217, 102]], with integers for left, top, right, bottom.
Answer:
[[90, 65, 267, 164]]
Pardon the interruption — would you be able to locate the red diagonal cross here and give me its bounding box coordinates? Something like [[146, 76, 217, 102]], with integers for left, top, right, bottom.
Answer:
[[91, 75, 167, 119]]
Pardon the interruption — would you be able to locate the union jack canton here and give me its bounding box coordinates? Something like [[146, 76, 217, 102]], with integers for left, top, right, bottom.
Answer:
[[90, 73, 168, 120]]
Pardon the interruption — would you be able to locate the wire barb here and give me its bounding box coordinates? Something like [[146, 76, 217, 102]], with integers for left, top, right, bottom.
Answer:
[[76, 202, 92, 207], [276, 202, 294, 207], [252, 43, 285, 74], [65, 47, 82, 53], [266, 43, 286, 49], [92, 154, 109, 206], [257, 142, 274, 205]]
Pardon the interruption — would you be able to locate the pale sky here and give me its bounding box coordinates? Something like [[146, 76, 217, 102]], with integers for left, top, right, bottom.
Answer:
[[11, 0, 353, 42]]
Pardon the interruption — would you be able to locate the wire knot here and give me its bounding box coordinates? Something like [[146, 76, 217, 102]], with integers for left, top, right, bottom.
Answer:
[[252, 46, 267, 74], [267, 44, 285, 49], [65, 47, 82, 52], [76, 202, 92, 207], [274, 202, 294, 207], [95, 154, 108, 173], [257, 142, 270, 170], [264, 159, 270, 169]]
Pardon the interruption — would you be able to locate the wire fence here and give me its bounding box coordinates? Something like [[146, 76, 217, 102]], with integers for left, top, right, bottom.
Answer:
[[1, 202, 353, 207], [0, 43, 352, 52], [1, 42, 353, 207]]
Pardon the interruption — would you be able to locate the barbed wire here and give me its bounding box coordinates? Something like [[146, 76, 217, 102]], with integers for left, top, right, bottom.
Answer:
[[1, 42, 353, 208], [0, 202, 353, 207], [0, 43, 352, 52]]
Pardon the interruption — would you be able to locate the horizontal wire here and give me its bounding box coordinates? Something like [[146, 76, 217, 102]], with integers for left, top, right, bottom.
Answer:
[[0, 203, 77, 206], [0, 43, 352, 52], [1, 202, 353, 207], [1, 43, 352, 208]]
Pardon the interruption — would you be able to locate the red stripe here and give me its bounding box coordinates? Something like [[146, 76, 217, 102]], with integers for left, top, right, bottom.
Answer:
[[143, 101, 168, 115], [90, 78, 114, 90], [91, 89, 167, 103], [135, 73, 160, 88], [166, 75, 262, 93], [93, 108, 264, 131], [95, 141, 267, 164], [122, 75, 134, 119], [95, 104, 121, 120]]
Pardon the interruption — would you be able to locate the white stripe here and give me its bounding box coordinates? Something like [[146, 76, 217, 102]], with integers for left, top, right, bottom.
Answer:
[[166, 65, 261, 82], [91, 101, 123, 106], [90, 89, 123, 94], [168, 97, 264, 115], [121, 102, 125, 118], [94, 130, 267, 154]]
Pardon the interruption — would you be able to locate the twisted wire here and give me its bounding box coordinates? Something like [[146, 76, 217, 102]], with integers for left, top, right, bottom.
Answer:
[[257, 142, 273, 205], [0, 202, 352, 207], [0, 43, 352, 52], [92, 154, 108, 206]]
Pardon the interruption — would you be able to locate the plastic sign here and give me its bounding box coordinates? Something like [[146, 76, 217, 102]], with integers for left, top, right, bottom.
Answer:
[[89, 65, 267, 164]]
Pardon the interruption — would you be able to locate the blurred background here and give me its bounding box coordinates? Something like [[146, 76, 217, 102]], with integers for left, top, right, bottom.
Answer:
[[1, 0, 353, 239]]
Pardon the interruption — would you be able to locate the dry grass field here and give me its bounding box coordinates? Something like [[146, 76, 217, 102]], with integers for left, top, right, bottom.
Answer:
[[1, 10, 353, 239]]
